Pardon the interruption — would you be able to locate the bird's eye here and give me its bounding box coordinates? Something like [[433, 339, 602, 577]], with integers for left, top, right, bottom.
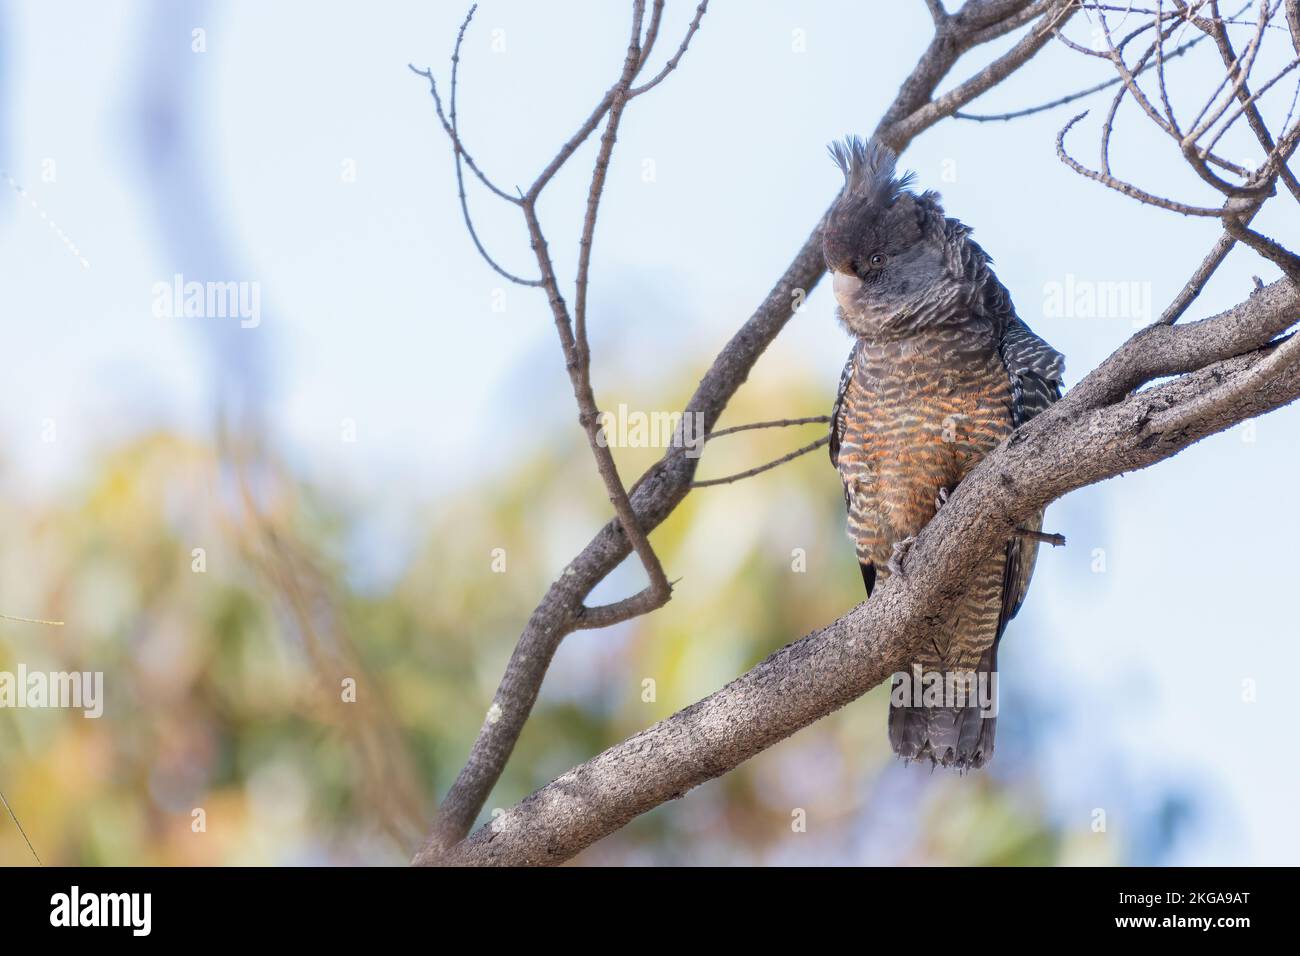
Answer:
[[870, 253, 886, 267]]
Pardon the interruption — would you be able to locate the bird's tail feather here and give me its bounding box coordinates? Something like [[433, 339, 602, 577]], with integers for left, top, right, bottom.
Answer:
[[887, 647, 998, 770]]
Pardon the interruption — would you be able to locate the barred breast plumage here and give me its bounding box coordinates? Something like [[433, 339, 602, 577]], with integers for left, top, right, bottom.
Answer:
[[824, 135, 1065, 769]]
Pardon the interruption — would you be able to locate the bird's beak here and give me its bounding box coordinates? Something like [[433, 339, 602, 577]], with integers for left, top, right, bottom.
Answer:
[[831, 270, 863, 311]]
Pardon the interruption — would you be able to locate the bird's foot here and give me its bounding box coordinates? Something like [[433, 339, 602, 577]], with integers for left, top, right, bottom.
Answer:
[[935, 486, 950, 511], [887, 535, 917, 579]]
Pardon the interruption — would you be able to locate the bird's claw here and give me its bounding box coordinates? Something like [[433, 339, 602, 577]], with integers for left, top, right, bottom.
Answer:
[[887, 535, 917, 579], [935, 487, 950, 510]]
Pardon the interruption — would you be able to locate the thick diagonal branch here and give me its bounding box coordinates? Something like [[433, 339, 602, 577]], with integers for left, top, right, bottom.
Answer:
[[424, 278, 1300, 866]]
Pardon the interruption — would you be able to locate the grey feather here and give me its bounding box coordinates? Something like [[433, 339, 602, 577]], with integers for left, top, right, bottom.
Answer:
[[828, 135, 915, 208], [828, 341, 859, 469]]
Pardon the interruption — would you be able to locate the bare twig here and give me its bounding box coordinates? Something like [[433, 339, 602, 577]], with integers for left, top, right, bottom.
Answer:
[[637, 0, 666, 73], [1061, 0, 1300, 293], [630, 1, 708, 97], [1058, 111, 1228, 213], [0, 785, 40, 865], [413, 0, 712, 855], [956, 14, 1215, 122], [1158, 228, 1244, 322], [692, 435, 831, 488], [512, 1, 676, 638], [1224, 214, 1300, 276], [703, 415, 831, 441], [407, 8, 540, 287], [1196, 2, 1300, 199], [0, 614, 64, 625], [1015, 527, 1067, 546]]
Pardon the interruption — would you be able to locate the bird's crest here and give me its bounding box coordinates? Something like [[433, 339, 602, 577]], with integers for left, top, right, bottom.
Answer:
[[828, 136, 915, 207]]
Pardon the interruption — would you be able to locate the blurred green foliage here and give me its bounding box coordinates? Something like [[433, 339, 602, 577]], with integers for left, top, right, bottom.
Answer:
[[0, 367, 1119, 865]]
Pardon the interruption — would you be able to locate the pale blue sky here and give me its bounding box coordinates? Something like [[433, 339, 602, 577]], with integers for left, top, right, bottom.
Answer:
[[2, 0, 1297, 863]]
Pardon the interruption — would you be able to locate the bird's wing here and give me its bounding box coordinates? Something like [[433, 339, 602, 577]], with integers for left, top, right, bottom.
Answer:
[[996, 312, 1065, 629], [828, 341, 859, 471], [1000, 314, 1065, 425], [829, 342, 877, 596], [962, 230, 1065, 420]]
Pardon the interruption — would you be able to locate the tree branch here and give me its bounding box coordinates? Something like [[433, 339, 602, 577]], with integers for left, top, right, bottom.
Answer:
[[423, 278, 1300, 866], [413, 0, 1078, 861], [691, 435, 831, 488]]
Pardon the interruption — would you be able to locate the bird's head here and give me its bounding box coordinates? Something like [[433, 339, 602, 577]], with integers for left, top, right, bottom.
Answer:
[[822, 136, 949, 338]]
